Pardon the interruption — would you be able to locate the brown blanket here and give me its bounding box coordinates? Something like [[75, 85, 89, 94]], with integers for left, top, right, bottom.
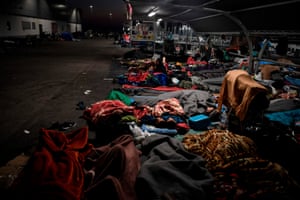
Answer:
[[217, 69, 268, 121], [183, 129, 300, 200], [84, 134, 141, 200]]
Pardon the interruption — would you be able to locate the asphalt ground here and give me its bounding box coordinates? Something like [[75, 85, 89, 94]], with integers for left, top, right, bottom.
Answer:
[[0, 39, 132, 166]]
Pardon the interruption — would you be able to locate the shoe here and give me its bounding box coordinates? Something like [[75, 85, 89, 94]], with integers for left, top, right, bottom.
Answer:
[[76, 101, 86, 110], [59, 121, 77, 131]]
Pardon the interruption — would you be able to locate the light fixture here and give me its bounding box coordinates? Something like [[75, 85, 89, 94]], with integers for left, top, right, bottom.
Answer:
[[156, 18, 162, 25], [148, 7, 158, 17], [53, 4, 66, 9], [148, 11, 156, 17]]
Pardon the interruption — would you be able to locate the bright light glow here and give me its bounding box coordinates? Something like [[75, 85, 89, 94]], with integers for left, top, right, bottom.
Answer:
[[148, 7, 158, 17], [53, 4, 66, 9], [148, 11, 157, 17], [156, 18, 162, 25]]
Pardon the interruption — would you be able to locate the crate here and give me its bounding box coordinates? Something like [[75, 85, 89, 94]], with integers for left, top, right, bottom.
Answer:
[[188, 114, 211, 130]]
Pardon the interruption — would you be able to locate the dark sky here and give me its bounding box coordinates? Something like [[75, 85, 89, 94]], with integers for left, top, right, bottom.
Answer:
[[69, 0, 127, 32]]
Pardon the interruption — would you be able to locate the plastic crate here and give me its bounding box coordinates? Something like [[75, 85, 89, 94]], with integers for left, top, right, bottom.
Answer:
[[188, 114, 211, 130]]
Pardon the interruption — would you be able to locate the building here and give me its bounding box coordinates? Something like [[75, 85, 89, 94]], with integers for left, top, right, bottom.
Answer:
[[0, 0, 81, 41]]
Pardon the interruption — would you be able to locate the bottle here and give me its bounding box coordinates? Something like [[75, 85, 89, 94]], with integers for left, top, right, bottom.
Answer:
[[220, 110, 228, 129]]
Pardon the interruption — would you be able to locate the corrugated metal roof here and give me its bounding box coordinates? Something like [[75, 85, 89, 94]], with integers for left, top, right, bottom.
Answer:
[[129, 0, 300, 34]]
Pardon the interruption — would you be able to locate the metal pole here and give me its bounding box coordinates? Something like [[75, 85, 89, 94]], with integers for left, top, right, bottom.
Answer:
[[203, 8, 254, 74]]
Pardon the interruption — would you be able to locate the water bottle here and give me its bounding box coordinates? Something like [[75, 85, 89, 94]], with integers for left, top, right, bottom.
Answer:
[[220, 110, 228, 129]]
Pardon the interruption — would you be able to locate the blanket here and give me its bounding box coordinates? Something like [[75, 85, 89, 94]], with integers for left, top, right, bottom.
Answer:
[[183, 129, 300, 200], [136, 134, 215, 200], [132, 89, 211, 117], [217, 69, 268, 121], [10, 127, 93, 200], [84, 134, 141, 200]]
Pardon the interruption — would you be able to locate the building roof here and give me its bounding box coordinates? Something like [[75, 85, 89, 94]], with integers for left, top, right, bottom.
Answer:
[[129, 0, 300, 35]]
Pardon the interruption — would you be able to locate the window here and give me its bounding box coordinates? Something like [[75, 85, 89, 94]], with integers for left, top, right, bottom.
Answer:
[[32, 22, 36, 30], [22, 21, 31, 30]]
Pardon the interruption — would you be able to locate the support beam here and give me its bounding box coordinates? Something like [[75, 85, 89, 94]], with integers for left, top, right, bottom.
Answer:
[[203, 8, 254, 74]]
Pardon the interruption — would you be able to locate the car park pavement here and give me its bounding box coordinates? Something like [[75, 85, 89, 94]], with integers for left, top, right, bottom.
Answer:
[[0, 39, 131, 166]]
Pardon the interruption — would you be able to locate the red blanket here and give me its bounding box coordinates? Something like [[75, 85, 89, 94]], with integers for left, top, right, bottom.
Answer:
[[10, 127, 93, 200]]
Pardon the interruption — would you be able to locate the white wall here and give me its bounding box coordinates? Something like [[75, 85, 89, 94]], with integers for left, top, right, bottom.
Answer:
[[0, 14, 81, 38]]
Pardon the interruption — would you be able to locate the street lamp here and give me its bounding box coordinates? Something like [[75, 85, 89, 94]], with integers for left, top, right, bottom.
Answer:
[[75, 8, 78, 32], [89, 5, 93, 29], [89, 5, 93, 19]]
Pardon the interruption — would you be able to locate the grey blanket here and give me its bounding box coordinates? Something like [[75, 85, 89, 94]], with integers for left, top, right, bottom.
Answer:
[[135, 134, 214, 200], [133, 89, 211, 117]]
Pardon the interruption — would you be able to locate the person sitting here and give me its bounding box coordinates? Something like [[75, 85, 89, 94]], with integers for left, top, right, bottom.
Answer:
[[187, 56, 196, 65], [154, 58, 167, 74]]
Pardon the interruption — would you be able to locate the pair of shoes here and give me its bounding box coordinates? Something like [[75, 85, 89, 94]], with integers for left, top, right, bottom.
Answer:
[[60, 121, 77, 131], [48, 121, 77, 131]]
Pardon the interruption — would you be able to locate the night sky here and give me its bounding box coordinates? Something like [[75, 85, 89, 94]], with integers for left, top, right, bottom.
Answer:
[[69, 0, 127, 32]]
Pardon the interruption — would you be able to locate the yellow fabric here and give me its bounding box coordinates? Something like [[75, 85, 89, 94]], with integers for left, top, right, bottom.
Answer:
[[217, 69, 268, 121]]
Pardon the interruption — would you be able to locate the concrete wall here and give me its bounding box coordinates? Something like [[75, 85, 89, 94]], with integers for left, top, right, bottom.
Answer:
[[0, 0, 81, 38]]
